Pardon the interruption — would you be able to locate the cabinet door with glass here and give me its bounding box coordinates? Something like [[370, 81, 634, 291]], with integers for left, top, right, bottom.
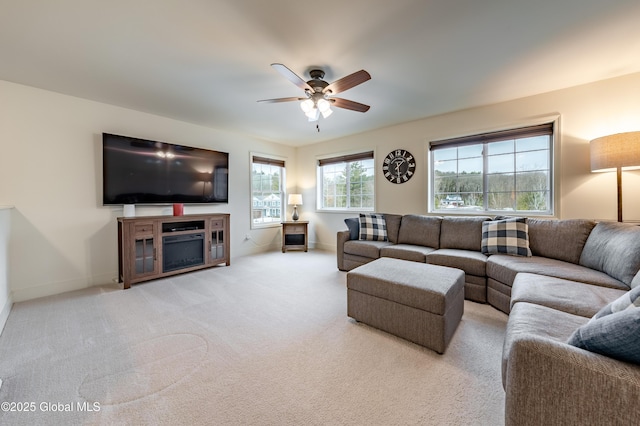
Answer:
[[209, 216, 227, 265], [131, 222, 159, 280]]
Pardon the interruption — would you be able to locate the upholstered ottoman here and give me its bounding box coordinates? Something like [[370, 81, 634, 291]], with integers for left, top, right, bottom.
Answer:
[[347, 257, 465, 353]]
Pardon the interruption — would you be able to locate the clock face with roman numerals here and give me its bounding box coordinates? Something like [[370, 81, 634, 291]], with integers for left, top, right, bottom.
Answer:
[[383, 149, 416, 184]]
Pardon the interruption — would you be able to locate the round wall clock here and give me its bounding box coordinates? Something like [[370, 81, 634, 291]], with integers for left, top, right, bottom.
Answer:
[[383, 149, 416, 184]]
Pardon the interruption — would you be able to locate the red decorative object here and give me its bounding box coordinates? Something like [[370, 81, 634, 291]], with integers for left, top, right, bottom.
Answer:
[[173, 203, 184, 216]]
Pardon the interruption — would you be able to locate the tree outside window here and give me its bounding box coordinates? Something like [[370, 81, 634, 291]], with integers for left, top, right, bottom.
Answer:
[[430, 124, 554, 215], [251, 155, 285, 227], [318, 151, 374, 211]]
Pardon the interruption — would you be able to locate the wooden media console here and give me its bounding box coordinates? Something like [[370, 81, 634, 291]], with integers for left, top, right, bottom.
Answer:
[[117, 213, 230, 289]]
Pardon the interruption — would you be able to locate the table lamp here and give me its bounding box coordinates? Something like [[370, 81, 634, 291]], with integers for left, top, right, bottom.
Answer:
[[288, 194, 303, 221]]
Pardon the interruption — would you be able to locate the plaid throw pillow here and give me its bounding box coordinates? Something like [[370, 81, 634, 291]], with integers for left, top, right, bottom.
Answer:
[[359, 213, 387, 241], [481, 217, 531, 257]]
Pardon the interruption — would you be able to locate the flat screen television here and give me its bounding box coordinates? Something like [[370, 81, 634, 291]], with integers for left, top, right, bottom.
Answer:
[[102, 133, 229, 205]]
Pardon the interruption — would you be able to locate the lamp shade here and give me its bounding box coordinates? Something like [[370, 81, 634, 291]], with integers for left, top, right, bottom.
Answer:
[[590, 131, 640, 172], [300, 99, 314, 113], [288, 194, 303, 205], [306, 108, 320, 122]]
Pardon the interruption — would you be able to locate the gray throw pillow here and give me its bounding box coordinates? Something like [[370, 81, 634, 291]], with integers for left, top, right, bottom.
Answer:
[[344, 218, 359, 240], [593, 285, 640, 319], [633, 269, 640, 290], [567, 287, 640, 365]]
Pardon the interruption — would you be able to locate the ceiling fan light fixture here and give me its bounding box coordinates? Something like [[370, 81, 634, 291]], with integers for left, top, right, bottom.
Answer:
[[317, 98, 332, 118], [317, 98, 330, 111], [260, 63, 371, 127], [300, 98, 314, 113], [306, 108, 320, 122]]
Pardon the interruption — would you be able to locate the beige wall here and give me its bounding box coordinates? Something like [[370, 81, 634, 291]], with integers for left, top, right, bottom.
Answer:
[[2, 72, 639, 302], [297, 72, 640, 251], [0, 81, 295, 302]]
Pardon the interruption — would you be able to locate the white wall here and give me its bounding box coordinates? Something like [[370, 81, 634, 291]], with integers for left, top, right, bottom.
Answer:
[[0, 206, 11, 333], [0, 80, 296, 302], [297, 72, 640, 251]]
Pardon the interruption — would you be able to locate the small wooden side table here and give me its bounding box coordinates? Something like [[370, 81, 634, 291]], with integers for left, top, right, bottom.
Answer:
[[282, 221, 308, 252]]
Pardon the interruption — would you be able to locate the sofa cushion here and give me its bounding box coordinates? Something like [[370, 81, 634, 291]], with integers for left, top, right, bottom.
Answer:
[[397, 215, 441, 248], [359, 213, 387, 241], [487, 255, 629, 290], [380, 244, 435, 262], [579, 222, 640, 287], [344, 217, 359, 240], [510, 273, 627, 318], [527, 218, 595, 264], [439, 216, 491, 251], [343, 240, 391, 259], [481, 217, 531, 257], [502, 302, 588, 387], [426, 249, 487, 277], [568, 300, 640, 365], [382, 214, 403, 244]]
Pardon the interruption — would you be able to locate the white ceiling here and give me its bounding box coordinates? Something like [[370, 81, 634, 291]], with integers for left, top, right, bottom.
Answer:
[[2, 0, 640, 146]]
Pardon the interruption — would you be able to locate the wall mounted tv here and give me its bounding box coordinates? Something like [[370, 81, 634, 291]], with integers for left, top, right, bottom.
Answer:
[[102, 133, 229, 205]]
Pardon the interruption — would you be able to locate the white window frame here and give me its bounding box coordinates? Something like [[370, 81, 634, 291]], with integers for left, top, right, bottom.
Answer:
[[428, 121, 557, 216], [250, 153, 286, 229], [317, 150, 375, 212]]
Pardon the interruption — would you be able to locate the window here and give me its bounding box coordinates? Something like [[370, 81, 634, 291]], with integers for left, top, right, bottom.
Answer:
[[429, 123, 554, 215], [318, 151, 375, 211], [251, 154, 285, 227]]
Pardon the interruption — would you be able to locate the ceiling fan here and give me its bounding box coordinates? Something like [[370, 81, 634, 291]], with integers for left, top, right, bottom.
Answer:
[[258, 63, 371, 125]]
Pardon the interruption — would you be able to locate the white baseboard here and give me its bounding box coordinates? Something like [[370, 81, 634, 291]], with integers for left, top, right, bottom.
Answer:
[[7, 244, 334, 304], [11, 272, 115, 303], [0, 295, 12, 336], [311, 241, 336, 252]]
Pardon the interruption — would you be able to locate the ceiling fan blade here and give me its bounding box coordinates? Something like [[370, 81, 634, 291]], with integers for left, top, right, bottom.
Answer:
[[331, 97, 370, 112], [271, 63, 314, 92], [257, 97, 306, 103], [323, 70, 371, 95]]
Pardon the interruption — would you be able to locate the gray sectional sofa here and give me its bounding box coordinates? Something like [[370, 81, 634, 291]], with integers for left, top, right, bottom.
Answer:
[[337, 214, 640, 425], [339, 214, 493, 303]]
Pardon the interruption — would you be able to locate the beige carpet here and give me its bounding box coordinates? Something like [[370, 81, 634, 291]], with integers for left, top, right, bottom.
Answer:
[[0, 251, 508, 425]]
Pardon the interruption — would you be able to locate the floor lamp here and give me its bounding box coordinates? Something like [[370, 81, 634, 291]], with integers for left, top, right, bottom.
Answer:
[[590, 131, 640, 222]]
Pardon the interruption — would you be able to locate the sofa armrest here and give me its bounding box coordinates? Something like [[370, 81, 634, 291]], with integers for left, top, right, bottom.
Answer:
[[505, 334, 640, 426], [337, 230, 352, 271]]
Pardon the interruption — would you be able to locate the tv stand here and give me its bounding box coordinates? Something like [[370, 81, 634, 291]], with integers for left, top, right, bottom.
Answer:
[[117, 213, 230, 289]]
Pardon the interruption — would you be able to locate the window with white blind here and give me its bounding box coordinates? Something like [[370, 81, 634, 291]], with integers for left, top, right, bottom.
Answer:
[[251, 154, 285, 227], [317, 151, 375, 211], [429, 123, 554, 215]]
